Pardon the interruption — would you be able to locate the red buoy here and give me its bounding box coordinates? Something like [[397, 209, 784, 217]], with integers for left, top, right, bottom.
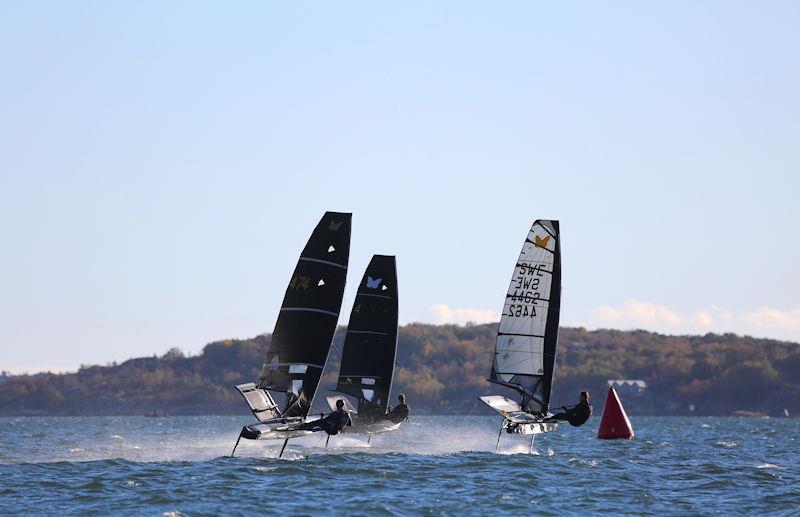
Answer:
[[597, 387, 634, 440]]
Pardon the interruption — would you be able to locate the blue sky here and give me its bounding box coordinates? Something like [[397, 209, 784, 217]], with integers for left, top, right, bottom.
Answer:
[[1, 1, 798, 372]]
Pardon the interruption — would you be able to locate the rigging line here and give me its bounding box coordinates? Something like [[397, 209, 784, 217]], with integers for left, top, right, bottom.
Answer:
[[282, 392, 309, 416]]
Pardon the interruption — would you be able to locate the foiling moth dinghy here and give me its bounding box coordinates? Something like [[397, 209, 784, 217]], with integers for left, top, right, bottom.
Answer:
[[230, 211, 352, 458], [324, 254, 405, 445], [479, 219, 562, 453]]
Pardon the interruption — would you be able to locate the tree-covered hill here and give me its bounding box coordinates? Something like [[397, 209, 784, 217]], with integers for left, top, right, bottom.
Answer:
[[2, 324, 799, 416]]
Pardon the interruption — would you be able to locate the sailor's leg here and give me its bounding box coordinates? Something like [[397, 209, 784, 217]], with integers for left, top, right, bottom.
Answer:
[[495, 421, 505, 452], [279, 438, 289, 458], [529, 434, 535, 454], [367, 435, 372, 447], [325, 435, 331, 448], [230, 433, 242, 458]]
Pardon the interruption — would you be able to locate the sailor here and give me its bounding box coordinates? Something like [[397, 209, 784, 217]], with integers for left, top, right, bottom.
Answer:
[[302, 399, 352, 435], [544, 391, 592, 427], [388, 393, 409, 423]]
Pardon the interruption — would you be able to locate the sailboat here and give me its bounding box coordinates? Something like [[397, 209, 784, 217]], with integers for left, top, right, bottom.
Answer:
[[479, 219, 562, 452], [323, 254, 404, 438], [231, 211, 351, 457]]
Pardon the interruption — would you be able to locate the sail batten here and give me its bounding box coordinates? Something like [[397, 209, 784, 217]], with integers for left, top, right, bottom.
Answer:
[[490, 219, 561, 415], [279, 307, 340, 316], [335, 255, 399, 417], [257, 211, 352, 419], [298, 257, 348, 269]]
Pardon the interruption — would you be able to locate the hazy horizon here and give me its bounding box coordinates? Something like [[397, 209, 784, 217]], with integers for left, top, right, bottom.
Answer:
[[2, 2, 798, 373]]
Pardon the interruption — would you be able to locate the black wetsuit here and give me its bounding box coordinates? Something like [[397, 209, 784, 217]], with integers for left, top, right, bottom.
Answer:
[[388, 403, 409, 423], [546, 401, 592, 427], [302, 409, 352, 435]]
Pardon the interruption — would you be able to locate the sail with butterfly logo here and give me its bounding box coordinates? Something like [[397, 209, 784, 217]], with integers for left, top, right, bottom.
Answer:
[[334, 255, 399, 419], [484, 219, 562, 419]]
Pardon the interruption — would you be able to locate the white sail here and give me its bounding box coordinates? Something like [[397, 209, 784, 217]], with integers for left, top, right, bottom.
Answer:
[[491, 219, 561, 412]]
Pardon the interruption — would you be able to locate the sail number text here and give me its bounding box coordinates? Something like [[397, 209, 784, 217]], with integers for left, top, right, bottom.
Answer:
[[289, 276, 311, 290], [507, 263, 546, 318]]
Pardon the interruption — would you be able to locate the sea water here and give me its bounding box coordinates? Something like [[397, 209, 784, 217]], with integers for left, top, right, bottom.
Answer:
[[1, 415, 798, 515]]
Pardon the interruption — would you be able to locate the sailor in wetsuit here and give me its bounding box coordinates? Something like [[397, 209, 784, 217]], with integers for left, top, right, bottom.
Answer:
[[388, 393, 409, 423], [544, 391, 592, 427], [302, 399, 352, 435]]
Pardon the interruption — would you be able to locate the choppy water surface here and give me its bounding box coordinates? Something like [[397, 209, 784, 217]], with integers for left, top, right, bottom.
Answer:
[[1, 415, 798, 515]]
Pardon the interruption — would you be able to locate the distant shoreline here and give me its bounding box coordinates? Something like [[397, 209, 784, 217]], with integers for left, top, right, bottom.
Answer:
[[2, 325, 798, 418]]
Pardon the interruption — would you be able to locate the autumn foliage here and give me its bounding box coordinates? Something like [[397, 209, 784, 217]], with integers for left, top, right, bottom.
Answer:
[[1, 325, 799, 416]]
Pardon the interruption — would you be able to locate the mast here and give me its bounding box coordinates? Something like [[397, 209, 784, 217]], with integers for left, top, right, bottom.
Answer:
[[257, 211, 352, 418], [335, 255, 399, 417], [489, 219, 561, 415]]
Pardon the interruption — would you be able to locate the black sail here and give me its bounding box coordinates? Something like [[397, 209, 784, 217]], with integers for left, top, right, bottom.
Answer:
[[257, 212, 352, 418], [335, 255, 398, 417], [489, 219, 561, 415]]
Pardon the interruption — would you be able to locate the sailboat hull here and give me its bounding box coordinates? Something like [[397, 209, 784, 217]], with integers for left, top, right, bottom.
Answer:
[[504, 421, 557, 435], [480, 395, 558, 434], [345, 415, 403, 435], [239, 416, 319, 440]]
